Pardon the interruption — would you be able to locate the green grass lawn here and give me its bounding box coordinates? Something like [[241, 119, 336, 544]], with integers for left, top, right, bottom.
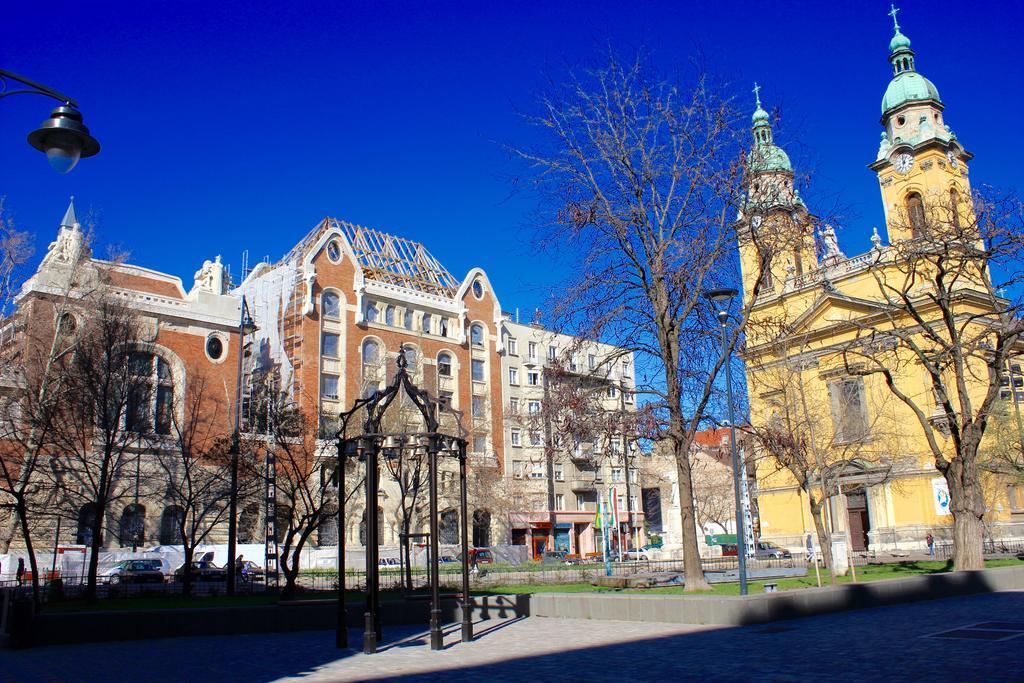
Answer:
[[41, 558, 1023, 612]]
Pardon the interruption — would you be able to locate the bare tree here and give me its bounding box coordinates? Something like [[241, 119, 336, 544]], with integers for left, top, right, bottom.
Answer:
[[515, 53, 761, 589], [840, 190, 1024, 570], [46, 296, 153, 599], [156, 372, 255, 597]]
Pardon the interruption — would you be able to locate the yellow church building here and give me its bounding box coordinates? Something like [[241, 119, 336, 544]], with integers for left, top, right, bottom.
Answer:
[[738, 12, 1024, 556]]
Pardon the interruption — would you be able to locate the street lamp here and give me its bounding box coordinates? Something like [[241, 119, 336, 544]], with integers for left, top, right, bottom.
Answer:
[[703, 286, 749, 596], [1, 69, 100, 173]]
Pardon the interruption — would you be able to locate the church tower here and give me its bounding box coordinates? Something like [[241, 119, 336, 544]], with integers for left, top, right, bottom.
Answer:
[[869, 6, 973, 242], [738, 85, 817, 303]]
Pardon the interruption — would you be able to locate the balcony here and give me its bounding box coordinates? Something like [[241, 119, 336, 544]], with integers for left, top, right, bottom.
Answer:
[[570, 478, 596, 492]]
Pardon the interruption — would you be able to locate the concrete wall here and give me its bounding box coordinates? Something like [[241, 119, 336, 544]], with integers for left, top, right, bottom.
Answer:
[[529, 565, 1024, 626]]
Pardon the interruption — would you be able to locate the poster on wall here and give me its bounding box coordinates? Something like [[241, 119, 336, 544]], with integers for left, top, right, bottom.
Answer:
[[932, 478, 952, 517]]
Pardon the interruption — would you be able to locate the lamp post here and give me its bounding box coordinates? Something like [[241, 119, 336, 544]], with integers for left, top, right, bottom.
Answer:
[[0, 69, 100, 173], [226, 295, 256, 597], [704, 287, 748, 596]]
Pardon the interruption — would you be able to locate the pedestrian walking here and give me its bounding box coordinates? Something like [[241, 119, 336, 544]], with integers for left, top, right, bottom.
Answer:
[[16, 558, 25, 586], [805, 533, 814, 563], [926, 533, 935, 558]]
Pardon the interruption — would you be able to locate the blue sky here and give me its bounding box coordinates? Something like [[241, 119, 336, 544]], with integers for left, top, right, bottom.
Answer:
[[1, 0, 1021, 315]]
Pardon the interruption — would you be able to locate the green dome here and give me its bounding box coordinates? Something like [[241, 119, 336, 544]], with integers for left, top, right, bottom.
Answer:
[[882, 71, 940, 114], [752, 105, 769, 124], [889, 30, 911, 52], [748, 143, 792, 173]]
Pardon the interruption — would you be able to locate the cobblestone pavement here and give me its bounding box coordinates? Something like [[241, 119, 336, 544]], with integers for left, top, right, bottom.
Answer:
[[2, 591, 1023, 682]]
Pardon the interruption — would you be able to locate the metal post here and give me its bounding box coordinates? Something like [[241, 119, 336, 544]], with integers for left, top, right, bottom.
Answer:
[[721, 317, 748, 596], [363, 440, 379, 654], [226, 296, 248, 597], [336, 441, 347, 649], [427, 437, 443, 650], [458, 443, 472, 642]]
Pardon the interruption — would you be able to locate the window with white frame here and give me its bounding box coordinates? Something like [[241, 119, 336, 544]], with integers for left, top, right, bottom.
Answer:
[[472, 359, 485, 381], [548, 345, 557, 361], [529, 462, 544, 479], [576, 494, 586, 511], [555, 494, 565, 511], [361, 339, 381, 376], [553, 463, 564, 481], [128, 352, 174, 435], [385, 305, 395, 326], [509, 397, 519, 414], [624, 391, 634, 404], [321, 332, 340, 358], [617, 495, 625, 511], [473, 434, 487, 454], [528, 342, 537, 361], [320, 374, 340, 400], [829, 377, 869, 443], [439, 390, 453, 410], [472, 395, 486, 418], [439, 318, 448, 337], [422, 313, 431, 334], [321, 291, 341, 318], [512, 460, 524, 478], [471, 323, 484, 346], [510, 428, 521, 447], [569, 356, 578, 371], [611, 467, 623, 482], [527, 371, 540, 386], [365, 301, 378, 323], [507, 338, 518, 356], [622, 360, 631, 378], [402, 344, 418, 373], [404, 310, 413, 330], [629, 495, 638, 513], [529, 431, 542, 447], [629, 468, 638, 483], [527, 400, 541, 414], [606, 385, 618, 399], [509, 367, 519, 385], [438, 352, 452, 377], [588, 354, 596, 370]]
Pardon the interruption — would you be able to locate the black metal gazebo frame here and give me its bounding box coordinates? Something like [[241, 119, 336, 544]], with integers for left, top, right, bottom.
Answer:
[[335, 350, 472, 653]]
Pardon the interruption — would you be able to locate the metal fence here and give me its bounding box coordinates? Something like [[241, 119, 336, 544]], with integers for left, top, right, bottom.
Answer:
[[935, 538, 1024, 560]]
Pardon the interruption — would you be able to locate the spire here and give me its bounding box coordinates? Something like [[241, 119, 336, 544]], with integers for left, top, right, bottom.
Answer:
[[887, 5, 914, 74], [751, 82, 772, 144], [60, 196, 78, 229]]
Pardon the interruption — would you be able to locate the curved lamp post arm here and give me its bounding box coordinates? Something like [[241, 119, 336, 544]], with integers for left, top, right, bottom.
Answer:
[[0, 69, 78, 106]]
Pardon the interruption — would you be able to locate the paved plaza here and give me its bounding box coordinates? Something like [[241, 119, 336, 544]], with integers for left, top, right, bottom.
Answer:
[[1, 591, 1023, 682]]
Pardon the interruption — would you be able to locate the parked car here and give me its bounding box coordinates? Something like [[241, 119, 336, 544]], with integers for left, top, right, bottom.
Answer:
[[438, 555, 458, 564], [467, 548, 494, 565], [238, 560, 265, 581], [622, 549, 650, 562], [755, 541, 792, 559], [378, 557, 402, 570], [104, 559, 166, 585], [174, 553, 227, 582], [721, 543, 739, 557], [641, 541, 663, 552]]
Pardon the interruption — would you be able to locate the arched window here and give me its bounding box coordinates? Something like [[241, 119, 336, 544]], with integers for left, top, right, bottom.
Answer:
[[470, 323, 484, 347], [438, 352, 452, 377], [792, 249, 803, 277], [402, 345, 418, 373], [472, 510, 491, 548], [385, 305, 395, 326], [118, 504, 146, 547], [950, 188, 962, 230], [906, 193, 926, 238], [422, 313, 431, 334], [322, 291, 341, 318], [76, 503, 98, 546], [362, 339, 381, 365], [128, 351, 174, 435], [404, 310, 413, 330], [365, 301, 378, 323], [318, 513, 338, 546], [439, 510, 459, 545], [159, 506, 184, 545]]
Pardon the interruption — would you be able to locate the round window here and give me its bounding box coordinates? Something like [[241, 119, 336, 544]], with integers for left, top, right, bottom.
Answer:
[[58, 313, 77, 335], [896, 115, 906, 126], [472, 279, 484, 299], [206, 335, 225, 361], [326, 240, 342, 263]]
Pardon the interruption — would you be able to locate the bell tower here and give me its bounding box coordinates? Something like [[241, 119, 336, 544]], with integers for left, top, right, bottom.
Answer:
[[870, 5, 973, 242], [738, 84, 816, 303]]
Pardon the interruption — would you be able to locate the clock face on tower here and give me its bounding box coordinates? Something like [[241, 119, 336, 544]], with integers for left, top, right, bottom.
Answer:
[[893, 152, 914, 174]]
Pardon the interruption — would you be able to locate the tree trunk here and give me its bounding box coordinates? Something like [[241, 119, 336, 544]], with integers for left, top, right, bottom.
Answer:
[[674, 454, 710, 592], [808, 493, 836, 585], [945, 454, 985, 570], [85, 501, 105, 600], [181, 546, 194, 597], [15, 500, 42, 608]]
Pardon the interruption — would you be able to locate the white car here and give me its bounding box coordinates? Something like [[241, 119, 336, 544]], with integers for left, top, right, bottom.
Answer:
[[622, 550, 650, 562]]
